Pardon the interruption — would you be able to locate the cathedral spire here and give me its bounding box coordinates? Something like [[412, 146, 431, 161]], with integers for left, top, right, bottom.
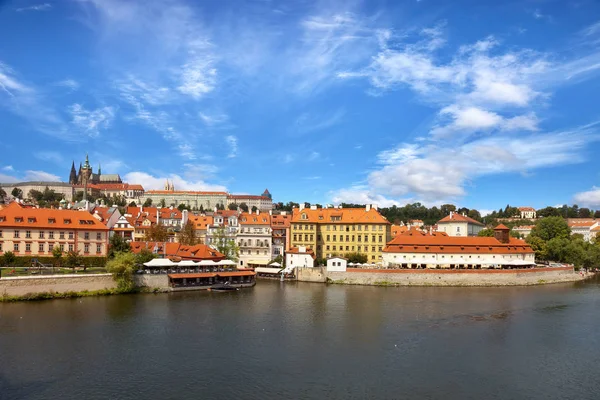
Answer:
[[98, 163, 101, 176], [69, 161, 77, 184]]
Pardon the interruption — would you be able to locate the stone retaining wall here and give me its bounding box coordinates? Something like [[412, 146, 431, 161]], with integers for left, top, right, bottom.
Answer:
[[0, 274, 116, 296], [296, 267, 327, 283], [325, 267, 589, 287], [134, 274, 169, 289]]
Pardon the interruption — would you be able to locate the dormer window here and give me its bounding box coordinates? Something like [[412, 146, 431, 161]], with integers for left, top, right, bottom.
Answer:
[[48, 218, 56, 224], [28, 218, 36, 223], [64, 219, 71, 224], [15, 217, 23, 223], [301, 213, 307, 220]]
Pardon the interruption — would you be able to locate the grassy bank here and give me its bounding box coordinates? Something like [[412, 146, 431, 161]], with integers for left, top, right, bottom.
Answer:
[[0, 287, 139, 303]]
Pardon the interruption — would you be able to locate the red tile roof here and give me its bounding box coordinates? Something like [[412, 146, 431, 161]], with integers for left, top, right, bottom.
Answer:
[[271, 214, 291, 228], [384, 235, 533, 254], [0, 202, 108, 231], [287, 246, 316, 259], [239, 212, 271, 225], [518, 207, 536, 212], [437, 213, 484, 226], [130, 242, 225, 261], [291, 207, 390, 224], [494, 224, 510, 230]]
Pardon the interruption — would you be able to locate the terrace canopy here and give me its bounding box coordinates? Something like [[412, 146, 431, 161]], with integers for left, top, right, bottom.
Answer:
[[216, 260, 237, 266], [197, 260, 219, 266], [255, 267, 284, 274], [269, 262, 281, 267], [177, 260, 197, 267], [144, 258, 176, 267]]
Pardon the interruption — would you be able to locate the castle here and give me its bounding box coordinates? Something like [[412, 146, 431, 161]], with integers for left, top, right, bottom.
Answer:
[[69, 154, 122, 186]]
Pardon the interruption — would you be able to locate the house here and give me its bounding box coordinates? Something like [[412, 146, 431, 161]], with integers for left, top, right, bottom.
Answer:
[[518, 207, 537, 219], [568, 220, 599, 242], [436, 212, 485, 237], [326, 256, 347, 272], [0, 202, 109, 257], [237, 211, 272, 268], [205, 210, 240, 250], [290, 204, 391, 263], [391, 224, 408, 237], [130, 241, 225, 262], [285, 246, 315, 268], [91, 206, 121, 231], [513, 225, 535, 238], [382, 225, 535, 269], [188, 214, 213, 244], [270, 211, 291, 258], [111, 215, 135, 241]]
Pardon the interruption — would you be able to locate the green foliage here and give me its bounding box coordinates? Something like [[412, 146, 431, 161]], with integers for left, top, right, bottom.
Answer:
[[178, 220, 198, 245], [129, 201, 137, 207], [345, 252, 368, 264], [135, 249, 156, 264], [251, 205, 258, 213], [159, 198, 166, 207], [1, 251, 16, 267], [216, 203, 225, 210], [526, 236, 547, 260], [177, 203, 190, 211], [0, 288, 135, 303], [144, 223, 169, 242], [109, 234, 131, 258], [478, 228, 494, 237], [143, 198, 153, 207], [106, 252, 137, 290], [11, 187, 23, 198], [239, 202, 249, 212], [315, 257, 327, 266], [211, 226, 239, 261], [228, 202, 238, 210], [529, 216, 571, 242], [52, 246, 63, 266], [0, 187, 6, 203], [64, 250, 83, 272], [271, 254, 284, 267], [274, 201, 300, 212]]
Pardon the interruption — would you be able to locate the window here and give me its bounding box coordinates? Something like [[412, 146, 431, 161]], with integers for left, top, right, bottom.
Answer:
[[293, 234, 297, 241], [60, 244, 64, 251], [345, 235, 349, 242], [372, 246, 376, 252], [304, 234, 308, 241], [96, 232, 102, 240], [0, 242, 3, 251], [379, 225, 383, 231], [358, 236, 361, 242], [326, 225, 330, 231], [25, 231, 31, 238], [25, 243, 31, 252], [39, 243, 44, 253], [346, 246, 349, 251], [39, 231, 44, 239], [326, 245, 330, 251], [68, 244, 74, 252], [0, 230, 2, 238], [84, 232, 89, 240], [333, 245, 336, 251], [457, 226, 461, 233], [84, 244, 89, 253], [59, 232, 65, 240], [379, 236, 383, 243], [14, 243, 19, 252], [364, 235, 369, 242], [69, 232, 74, 240], [49, 232, 54, 239], [326, 235, 330, 241], [358, 225, 362, 231], [14, 230, 20, 238], [333, 235, 337, 241]]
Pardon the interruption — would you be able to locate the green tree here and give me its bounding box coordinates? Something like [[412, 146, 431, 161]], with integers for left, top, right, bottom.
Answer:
[[177, 203, 190, 211], [239, 202, 249, 212], [228, 203, 238, 210], [128, 201, 137, 207], [478, 228, 494, 237], [108, 234, 131, 258], [11, 187, 23, 199], [144, 223, 169, 242], [1, 251, 16, 267], [28, 189, 44, 202], [52, 246, 63, 268], [135, 248, 156, 265], [0, 187, 6, 203], [578, 207, 592, 218], [526, 236, 547, 260], [159, 198, 166, 208], [178, 220, 198, 245], [529, 216, 571, 242], [346, 252, 368, 264], [65, 250, 82, 272], [251, 205, 258, 213], [143, 198, 153, 207], [211, 226, 239, 261], [594, 210, 600, 218], [106, 252, 137, 291]]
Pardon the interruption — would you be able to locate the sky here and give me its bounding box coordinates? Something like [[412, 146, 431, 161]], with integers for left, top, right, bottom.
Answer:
[[1, 0, 600, 214]]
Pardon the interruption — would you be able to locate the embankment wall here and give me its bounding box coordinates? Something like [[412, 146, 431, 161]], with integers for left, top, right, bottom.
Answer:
[[0, 274, 116, 296]]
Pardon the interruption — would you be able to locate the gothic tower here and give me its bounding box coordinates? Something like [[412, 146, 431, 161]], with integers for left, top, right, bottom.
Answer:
[[69, 161, 77, 184], [80, 154, 93, 186]]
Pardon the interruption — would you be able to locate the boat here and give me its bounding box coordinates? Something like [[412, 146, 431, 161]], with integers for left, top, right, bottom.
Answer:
[[209, 282, 239, 292]]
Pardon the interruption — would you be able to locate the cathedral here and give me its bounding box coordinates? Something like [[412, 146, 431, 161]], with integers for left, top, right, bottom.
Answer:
[[69, 154, 122, 186]]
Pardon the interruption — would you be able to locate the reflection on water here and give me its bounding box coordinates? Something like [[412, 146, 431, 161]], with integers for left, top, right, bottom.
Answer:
[[0, 278, 599, 400]]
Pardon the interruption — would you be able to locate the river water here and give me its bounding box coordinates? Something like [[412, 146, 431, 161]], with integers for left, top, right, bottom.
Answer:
[[1, 278, 599, 400]]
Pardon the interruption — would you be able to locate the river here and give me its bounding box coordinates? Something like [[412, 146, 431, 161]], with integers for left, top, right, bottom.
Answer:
[[1, 277, 599, 400]]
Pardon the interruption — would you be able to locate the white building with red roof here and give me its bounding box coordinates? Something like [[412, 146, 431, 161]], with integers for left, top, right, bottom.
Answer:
[[518, 207, 537, 219], [436, 212, 485, 237]]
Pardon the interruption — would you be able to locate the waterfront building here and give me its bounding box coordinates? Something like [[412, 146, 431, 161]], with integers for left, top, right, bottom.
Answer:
[[290, 204, 391, 263], [91, 206, 121, 231], [382, 224, 535, 269], [237, 211, 272, 268], [0, 202, 109, 257], [0, 181, 75, 201], [270, 211, 291, 258], [518, 207, 537, 219], [513, 225, 534, 238], [205, 210, 240, 249], [568, 220, 599, 242], [130, 241, 225, 261], [286, 246, 315, 268], [436, 212, 485, 237], [326, 256, 347, 272]]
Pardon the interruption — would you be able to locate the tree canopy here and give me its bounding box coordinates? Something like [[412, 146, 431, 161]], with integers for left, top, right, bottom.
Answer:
[[178, 220, 198, 245], [239, 202, 249, 212], [211, 226, 239, 261], [144, 223, 169, 242], [109, 234, 131, 258], [529, 216, 571, 242], [106, 252, 137, 291], [228, 203, 238, 210]]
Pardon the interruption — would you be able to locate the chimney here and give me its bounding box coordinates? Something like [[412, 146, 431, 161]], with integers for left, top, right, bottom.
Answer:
[[494, 225, 510, 244], [310, 205, 317, 210], [269, 210, 272, 215], [256, 209, 260, 215], [299, 204, 305, 211], [281, 211, 287, 216], [373, 205, 378, 211], [449, 211, 454, 218], [366, 204, 371, 212], [182, 209, 189, 226]]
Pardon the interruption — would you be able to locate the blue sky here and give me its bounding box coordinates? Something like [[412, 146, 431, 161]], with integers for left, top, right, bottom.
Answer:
[[1, 0, 600, 213]]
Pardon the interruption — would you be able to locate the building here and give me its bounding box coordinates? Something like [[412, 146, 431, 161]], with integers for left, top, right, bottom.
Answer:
[[237, 211, 272, 268], [69, 154, 122, 186], [205, 210, 240, 250], [0, 181, 75, 201], [226, 193, 273, 211], [188, 214, 213, 244], [290, 204, 391, 263], [270, 211, 291, 258], [568, 220, 599, 242], [0, 202, 109, 257], [391, 224, 408, 237], [326, 256, 347, 272], [382, 225, 535, 268], [436, 212, 485, 237], [518, 207, 537, 219], [124, 206, 186, 242], [130, 241, 225, 262], [112, 214, 135, 241], [140, 190, 228, 210], [91, 206, 121, 231], [285, 246, 315, 268], [513, 225, 534, 238]]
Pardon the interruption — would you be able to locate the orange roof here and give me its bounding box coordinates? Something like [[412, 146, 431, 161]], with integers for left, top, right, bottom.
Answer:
[[271, 214, 291, 228], [591, 226, 600, 232], [126, 206, 182, 220], [239, 212, 271, 225], [287, 246, 316, 259], [391, 224, 408, 236], [189, 215, 213, 230], [0, 202, 108, 231], [518, 207, 536, 212], [92, 207, 117, 224], [291, 207, 390, 225], [495, 224, 510, 230], [437, 213, 484, 226], [568, 220, 597, 227], [130, 242, 225, 261], [399, 227, 448, 237], [384, 234, 533, 255]]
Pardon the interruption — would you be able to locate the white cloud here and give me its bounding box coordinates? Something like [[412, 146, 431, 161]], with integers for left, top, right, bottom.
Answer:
[[177, 57, 217, 99], [199, 112, 228, 126], [68, 103, 115, 137], [308, 151, 320, 161], [23, 170, 61, 182], [123, 171, 226, 192], [225, 135, 238, 158], [303, 176, 321, 180], [330, 186, 402, 208], [2, 165, 14, 172], [34, 151, 63, 164], [55, 79, 79, 91], [294, 109, 345, 134], [16, 3, 51, 12], [573, 187, 600, 208]]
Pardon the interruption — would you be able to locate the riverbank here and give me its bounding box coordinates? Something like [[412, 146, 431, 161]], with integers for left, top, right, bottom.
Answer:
[[297, 266, 592, 287]]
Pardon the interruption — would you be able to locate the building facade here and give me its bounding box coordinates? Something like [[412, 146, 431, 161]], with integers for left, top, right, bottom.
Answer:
[[69, 154, 122, 186], [226, 193, 273, 211], [0, 182, 75, 202], [237, 211, 272, 268], [518, 207, 537, 219], [140, 190, 228, 210], [436, 212, 485, 237], [285, 246, 315, 268], [270, 211, 291, 258], [0, 202, 109, 257], [290, 205, 391, 263]]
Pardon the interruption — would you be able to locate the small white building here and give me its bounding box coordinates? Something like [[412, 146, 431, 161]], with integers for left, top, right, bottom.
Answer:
[[568, 220, 599, 242], [326, 257, 347, 272], [513, 225, 534, 238], [285, 246, 315, 268], [436, 212, 485, 237], [518, 207, 537, 219]]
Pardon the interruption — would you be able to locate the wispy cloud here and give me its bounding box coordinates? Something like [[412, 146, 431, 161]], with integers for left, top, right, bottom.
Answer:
[[199, 111, 229, 127], [68, 103, 116, 137], [0, 168, 61, 183], [308, 151, 320, 161], [225, 135, 238, 158], [2, 165, 14, 172], [573, 187, 600, 207], [16, 3, 52, 12], [294, 108, 345, 134], [34, 151, 64, 165], [55, 79, 80, 91]]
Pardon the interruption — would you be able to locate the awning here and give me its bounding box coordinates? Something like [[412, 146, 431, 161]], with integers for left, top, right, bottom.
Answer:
[[177, 260, 197, 267], [197, 260, 219, 266], [255, 267, 283, 274], [268, 262, 281, 267], [169, 273, 216, 279], [217, 271, 255, 277], [144, 258, 176, 267], [216, 259, 237, 266], [247, 259, 270, 266]]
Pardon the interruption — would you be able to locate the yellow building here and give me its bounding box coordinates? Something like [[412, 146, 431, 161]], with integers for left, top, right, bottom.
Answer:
[[290, 205, 391, 262]]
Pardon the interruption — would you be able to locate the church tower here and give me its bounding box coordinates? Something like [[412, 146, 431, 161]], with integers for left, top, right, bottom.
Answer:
[[69, 161, 77, 184], [80, 154, 93, 186]]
